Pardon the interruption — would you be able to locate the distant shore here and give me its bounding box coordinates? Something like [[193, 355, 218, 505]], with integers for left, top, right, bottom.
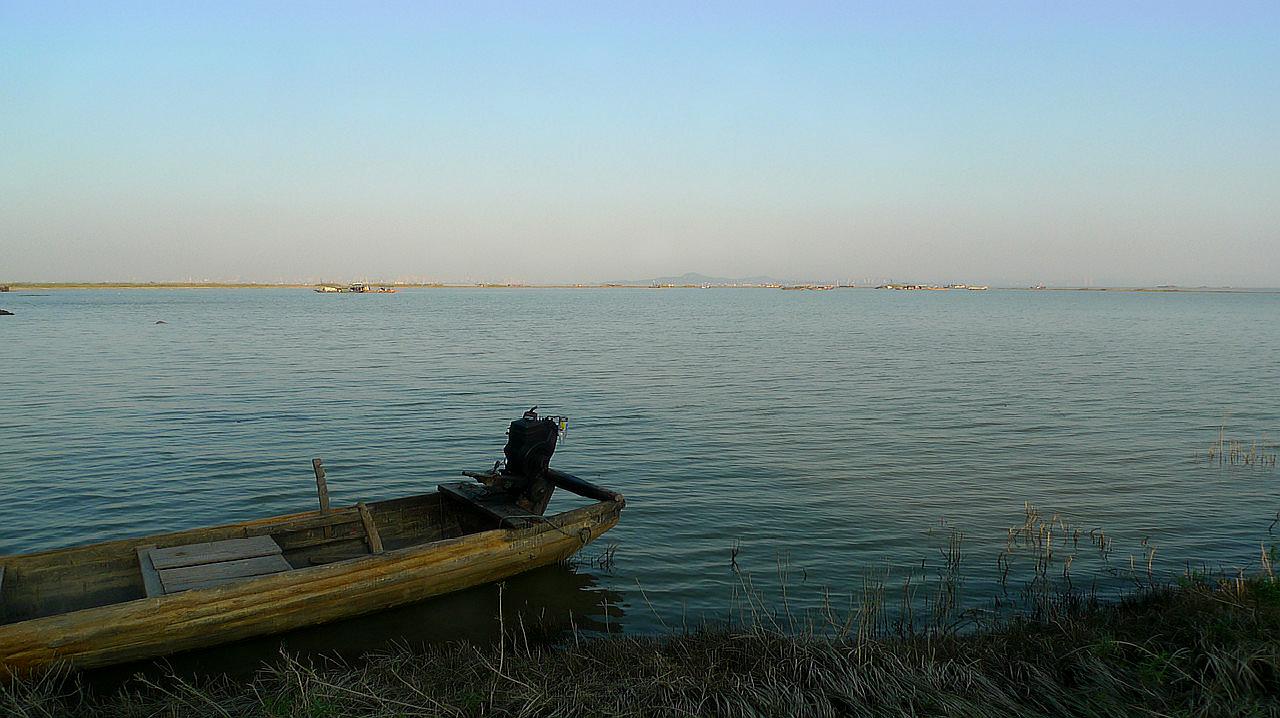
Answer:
[[3, 282, 1277, 294]]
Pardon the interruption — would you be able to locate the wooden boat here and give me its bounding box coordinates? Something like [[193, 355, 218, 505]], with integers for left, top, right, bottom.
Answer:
[[0, 414, 623, 672]]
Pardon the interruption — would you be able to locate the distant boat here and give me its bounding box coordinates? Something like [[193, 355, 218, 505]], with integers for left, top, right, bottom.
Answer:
[[314, 283, 397, 294]]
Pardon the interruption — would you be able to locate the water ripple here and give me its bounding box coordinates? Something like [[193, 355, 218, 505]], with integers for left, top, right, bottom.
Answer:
[[1, 288, 1277, 637]]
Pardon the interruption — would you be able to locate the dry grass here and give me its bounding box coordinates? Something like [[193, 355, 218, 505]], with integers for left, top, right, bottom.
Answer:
[[3, 571, 1279, 717], [5, 505, 1280, 717]]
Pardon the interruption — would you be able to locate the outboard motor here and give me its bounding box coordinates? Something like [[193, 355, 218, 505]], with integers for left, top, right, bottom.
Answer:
[[484, 407, 565, 515], [503, 407, 562, 479]]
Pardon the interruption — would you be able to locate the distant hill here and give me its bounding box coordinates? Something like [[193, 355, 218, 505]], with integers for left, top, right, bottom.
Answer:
[[603, 272, 806, 286]]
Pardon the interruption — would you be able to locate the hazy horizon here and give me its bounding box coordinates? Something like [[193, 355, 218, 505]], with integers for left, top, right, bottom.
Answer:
[[3, 3, 1277, 287], [5, 272, 1280, 290]]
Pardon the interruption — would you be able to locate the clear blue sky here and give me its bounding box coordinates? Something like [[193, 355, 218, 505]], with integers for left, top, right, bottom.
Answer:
[[2, 2, 1277, 285]]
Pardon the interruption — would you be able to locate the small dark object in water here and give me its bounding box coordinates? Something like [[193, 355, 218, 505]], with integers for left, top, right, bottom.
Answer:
[[0, 309, 12, 316], [155, 320, 167, 324]]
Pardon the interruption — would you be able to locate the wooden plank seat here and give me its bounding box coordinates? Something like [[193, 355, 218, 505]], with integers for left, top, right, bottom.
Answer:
[[136, 536, 291, 597], [438, 481, 534, 528]]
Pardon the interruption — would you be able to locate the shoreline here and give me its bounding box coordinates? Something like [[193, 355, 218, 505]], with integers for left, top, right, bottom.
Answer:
[[4, 282, 1278, 293], [7, 574, 1278, 716]]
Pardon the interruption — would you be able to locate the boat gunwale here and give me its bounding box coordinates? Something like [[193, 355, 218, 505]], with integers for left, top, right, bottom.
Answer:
[[0, 496, 405, 564], [1, 476, 624, 565]]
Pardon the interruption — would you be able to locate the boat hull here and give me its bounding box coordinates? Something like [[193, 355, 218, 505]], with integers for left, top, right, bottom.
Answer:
[[0, 500, 620, 672]]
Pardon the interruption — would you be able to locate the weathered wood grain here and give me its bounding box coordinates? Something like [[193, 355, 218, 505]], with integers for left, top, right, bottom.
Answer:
[[313, 458, 333, 539], [148, 536, 283, 570], [247, 508, 362, 537], [356, 503, 384, 554], [0, 494, 455, 625], [159, 555, 293, 594], [312, 459, 330, 514], [438, 482, 532, 528], [275, 523, 367, 551], [295, 538, 370, 566], [134, 548, 164, 599]]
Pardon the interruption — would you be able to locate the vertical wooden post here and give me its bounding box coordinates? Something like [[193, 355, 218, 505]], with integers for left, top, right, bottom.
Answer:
[[357, 502, 385, 554], [312, 458, 330, 514], [313, 458, 332, 539]]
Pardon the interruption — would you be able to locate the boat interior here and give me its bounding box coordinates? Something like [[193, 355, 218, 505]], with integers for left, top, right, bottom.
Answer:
[[0, 480, 584, 627]]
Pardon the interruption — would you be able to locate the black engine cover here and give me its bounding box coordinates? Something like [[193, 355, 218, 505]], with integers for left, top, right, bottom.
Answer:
[[503, 408, 559, 479]]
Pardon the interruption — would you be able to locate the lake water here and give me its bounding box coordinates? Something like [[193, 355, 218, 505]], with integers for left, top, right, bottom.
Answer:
[[1, 287, 1277, 670]]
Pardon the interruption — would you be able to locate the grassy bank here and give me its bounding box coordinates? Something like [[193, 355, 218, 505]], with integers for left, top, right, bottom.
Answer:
[[4, 574, 1278, 717]]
